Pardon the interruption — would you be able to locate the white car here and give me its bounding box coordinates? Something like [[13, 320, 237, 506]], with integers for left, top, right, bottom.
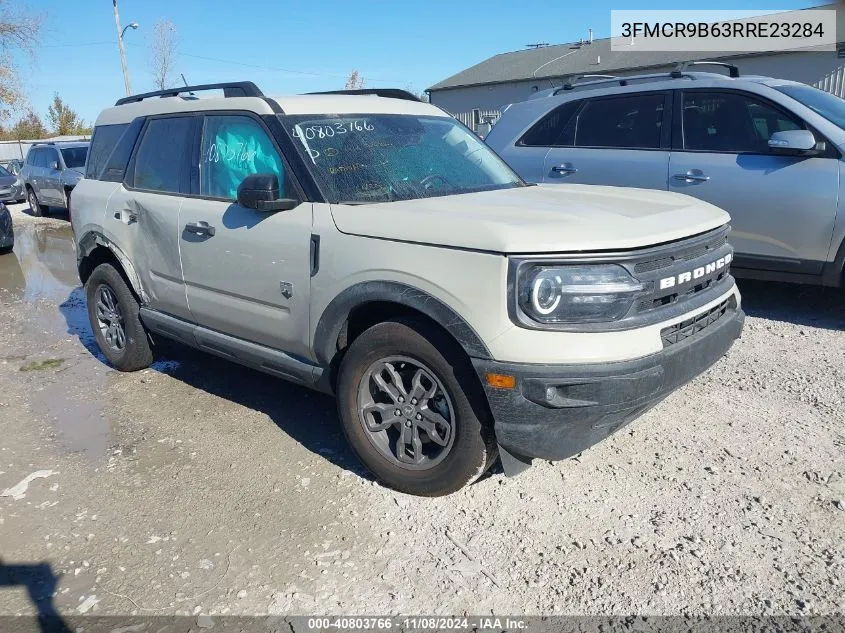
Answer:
[[71, 81, 744, 495]]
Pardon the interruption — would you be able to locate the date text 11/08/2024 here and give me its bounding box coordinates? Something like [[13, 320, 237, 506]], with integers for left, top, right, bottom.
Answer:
[[306, 617, 528, 631]]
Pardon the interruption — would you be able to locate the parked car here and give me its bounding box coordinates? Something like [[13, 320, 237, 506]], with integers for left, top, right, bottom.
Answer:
[[20, 141, 89, 216], [72, 81, 744, 496], [0, 202, 13, 254], [0, 164, 24, 204], [1, 159, 23, 176], [486, 62, 845, 287]]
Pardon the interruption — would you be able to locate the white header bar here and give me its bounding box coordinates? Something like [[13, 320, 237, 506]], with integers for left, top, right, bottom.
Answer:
[[610, 9, 837, 52]]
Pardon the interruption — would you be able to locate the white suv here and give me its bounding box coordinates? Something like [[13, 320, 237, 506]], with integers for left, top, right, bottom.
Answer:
[[72, 82, 744, 496]]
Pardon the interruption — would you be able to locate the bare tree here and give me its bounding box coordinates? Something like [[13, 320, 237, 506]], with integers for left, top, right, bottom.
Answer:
[[0, 1, 43, 120], [344, 70, 364, 90], [149, 19, 178, 90]]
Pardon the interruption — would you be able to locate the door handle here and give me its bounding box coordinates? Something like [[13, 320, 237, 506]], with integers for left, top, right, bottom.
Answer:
[[184, 221, 216, 237], [673, 171, 710, 183], [114, 210, 138, 223], [551, 163, 578, 175]]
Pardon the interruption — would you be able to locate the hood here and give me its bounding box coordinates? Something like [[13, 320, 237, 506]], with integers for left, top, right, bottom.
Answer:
[[64, 168, 84, 180], [329, 184, 731, 254], [0, 175, 17, 187]]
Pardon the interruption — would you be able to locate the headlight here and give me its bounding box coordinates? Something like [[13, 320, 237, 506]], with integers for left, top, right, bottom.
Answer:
[[518, 264, 644, 324]]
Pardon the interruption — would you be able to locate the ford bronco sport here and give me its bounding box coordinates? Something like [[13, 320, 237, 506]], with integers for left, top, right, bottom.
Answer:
[[72, 82, 744, 496]]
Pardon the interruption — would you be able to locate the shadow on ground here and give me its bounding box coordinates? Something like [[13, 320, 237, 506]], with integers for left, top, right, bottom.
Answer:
[[18, 205, 69, 221], [58, 290, 372, 480], [736, 279, 845, 330], [0, 561, 71, 632]]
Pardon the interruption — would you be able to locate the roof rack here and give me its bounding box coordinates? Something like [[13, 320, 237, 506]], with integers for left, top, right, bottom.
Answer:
[[306, 89, 422, 102], [556, 75, 619, 92], [115, 81, 264, 106], [672, 61, 739, 78]]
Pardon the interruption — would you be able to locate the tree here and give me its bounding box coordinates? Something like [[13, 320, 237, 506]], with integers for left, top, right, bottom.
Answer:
[[344, 70, 364, 90], [149, 19, 178, 90], [0, 1, 44, 120], [46, 93, 85, 136], [8, 110, 46, 139]]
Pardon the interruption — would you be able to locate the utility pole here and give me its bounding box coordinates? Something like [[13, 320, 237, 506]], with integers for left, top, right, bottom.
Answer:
[[113, 0, 131, 96]]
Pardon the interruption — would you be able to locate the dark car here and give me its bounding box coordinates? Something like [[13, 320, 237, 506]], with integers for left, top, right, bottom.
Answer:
[[0, 164, 24, 204], [0, 202, 13, 254]]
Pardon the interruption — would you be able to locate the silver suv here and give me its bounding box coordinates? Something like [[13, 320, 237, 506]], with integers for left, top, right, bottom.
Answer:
[[486, 63, 845, 287], [72, 81, 744, 496], [20, 141, 89, 216]]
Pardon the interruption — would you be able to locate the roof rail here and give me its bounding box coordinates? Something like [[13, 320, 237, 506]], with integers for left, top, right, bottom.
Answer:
[[306, 88, 422, 102], [115, 81, 264, 106], [555, 75, 619, 92], [672, 60, 739, 78]]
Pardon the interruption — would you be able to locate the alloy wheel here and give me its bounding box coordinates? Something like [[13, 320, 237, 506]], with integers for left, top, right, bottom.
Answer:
[[357, 356, 455, 470], [94, 285, 126, 351]]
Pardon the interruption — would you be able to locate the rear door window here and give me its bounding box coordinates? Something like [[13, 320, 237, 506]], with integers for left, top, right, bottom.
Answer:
[[87, 124, 128, 179], [32, 148, 49, 168], [131, 117, 194, 194], [42, 148, 60, 170], [575, 93, 667, 149], [518, 100, 581, 147]]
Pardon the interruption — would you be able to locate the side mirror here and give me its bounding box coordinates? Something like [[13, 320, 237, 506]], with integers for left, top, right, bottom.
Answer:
[[236, 173, 299, 212], [49, 161, 59, 170], [768, 129, 817, 154]]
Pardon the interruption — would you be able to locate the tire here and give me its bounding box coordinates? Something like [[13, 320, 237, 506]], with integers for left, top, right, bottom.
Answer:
[[27, 188, 43, 217], [85, 263, 153, 371], [336, 318, 496, 496], [0, 245, 12, 255]]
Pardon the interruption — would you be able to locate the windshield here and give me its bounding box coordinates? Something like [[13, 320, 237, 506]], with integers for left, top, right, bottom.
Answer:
[[61, 146, 88, 169], [775, 84, 845, 130], [0, 166, 11, 177], [282, 114, 522, 203]]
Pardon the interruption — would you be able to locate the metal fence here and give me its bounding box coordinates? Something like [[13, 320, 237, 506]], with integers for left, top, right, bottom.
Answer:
[[0, 135, 91, 162], [452, 109, 501, 135]]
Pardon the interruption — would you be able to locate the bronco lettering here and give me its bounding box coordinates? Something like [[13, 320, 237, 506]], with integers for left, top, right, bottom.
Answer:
[[659, 253, 732, 290]]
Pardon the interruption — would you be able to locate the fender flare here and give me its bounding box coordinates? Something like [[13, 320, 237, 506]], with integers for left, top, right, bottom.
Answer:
[[77, 230, 148, 302], [312, 281, 492, 366]]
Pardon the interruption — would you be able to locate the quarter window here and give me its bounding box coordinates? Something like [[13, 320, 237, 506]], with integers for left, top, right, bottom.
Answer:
[[200, 115, 284, 200], [682, 92, 802, 153], [133, 117, 193, 194], [575, 94, 666, 149]]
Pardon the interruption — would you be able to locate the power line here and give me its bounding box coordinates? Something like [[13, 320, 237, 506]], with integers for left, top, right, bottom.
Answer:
[[37, 39, 403, 83]]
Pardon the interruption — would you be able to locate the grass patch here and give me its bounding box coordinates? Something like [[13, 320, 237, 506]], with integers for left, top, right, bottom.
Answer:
[[20, 358, 64, 372]]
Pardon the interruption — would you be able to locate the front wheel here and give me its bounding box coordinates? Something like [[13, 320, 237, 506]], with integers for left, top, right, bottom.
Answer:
[[336, 318, 496, 496], [85, 263, 153, 371]]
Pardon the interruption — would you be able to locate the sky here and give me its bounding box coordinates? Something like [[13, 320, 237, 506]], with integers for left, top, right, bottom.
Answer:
[[16, 0, 820, 125]]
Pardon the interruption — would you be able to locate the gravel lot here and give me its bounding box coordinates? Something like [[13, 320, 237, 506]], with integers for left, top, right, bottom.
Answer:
[[0, 202, 843, 618]]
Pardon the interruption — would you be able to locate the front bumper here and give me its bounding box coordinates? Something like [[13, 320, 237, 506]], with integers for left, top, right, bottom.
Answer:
[[473, 301, 745, 464]]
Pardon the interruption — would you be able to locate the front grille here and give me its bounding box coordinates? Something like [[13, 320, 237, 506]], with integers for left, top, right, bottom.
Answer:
[[634, 233, 728, 274], [660, 297, 733, 347]]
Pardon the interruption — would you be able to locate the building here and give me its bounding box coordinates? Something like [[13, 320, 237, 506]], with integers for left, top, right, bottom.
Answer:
[[428, 8, 845, 133]]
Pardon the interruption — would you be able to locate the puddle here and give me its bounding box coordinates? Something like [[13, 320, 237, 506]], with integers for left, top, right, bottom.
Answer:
[[0, 222, 79, 302], [35, 370, 114, 460], [0, 222, 114, 459], [3, 221, 181, 460]]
